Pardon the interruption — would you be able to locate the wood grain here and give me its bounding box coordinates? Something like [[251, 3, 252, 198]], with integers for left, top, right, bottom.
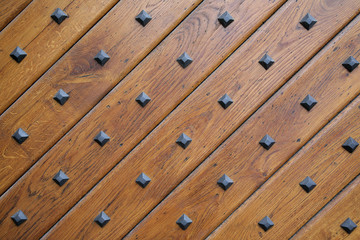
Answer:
[[0, 0, 32, 30], [40, 0, 360, 239]]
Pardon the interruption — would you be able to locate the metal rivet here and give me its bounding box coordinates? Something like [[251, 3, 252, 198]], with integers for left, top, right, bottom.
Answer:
[[341, 218, 357, 234], [259, 134, 275, 150], [177, 52, 193, 68], [342, 137, 359, 153], [135, 10, 152, 26], [135, 92, 151, 107], [176, 214, 192, 230], [217, 174, 234, 190], [258, 216, 274, 231], [135, 173, 151, 188], [10, 46, 27, 63], [94, 50, 110, 66], [342, 56, 359, 72], [299, 176, 316, 193], [218, 11, 234, 28], [12, 128, 29, 144], [218, 94, 233, 109], [259, 54, 275, 70], [299, 13, 317, 30], [53, 89, 70, 105], [94, 131, 110, 147], [51, 8, 68, 24], [11, 210, 28, 226], [176, 133, 192, 149], [94, 211, 110, 227], [300, 94, 317, 111], [53, 170, 69, 186]]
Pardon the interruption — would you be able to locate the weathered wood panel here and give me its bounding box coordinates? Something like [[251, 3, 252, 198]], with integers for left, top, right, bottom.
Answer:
[[0, 0, 32, 30]]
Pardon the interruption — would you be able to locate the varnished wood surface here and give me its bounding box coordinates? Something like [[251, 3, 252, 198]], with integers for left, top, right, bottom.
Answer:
[[0, 0, 32, 30]]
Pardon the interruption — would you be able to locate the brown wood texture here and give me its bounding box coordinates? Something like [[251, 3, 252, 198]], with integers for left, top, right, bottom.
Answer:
[[293, 176, 360, 239], [0, 0, 122, 113], [125, 13, 360, 240], [41, 0, 360, 239], [0, 0, 205, 195], [0, 0, 32, 30]]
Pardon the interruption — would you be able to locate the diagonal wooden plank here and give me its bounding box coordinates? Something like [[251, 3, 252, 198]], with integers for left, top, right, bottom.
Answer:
[[0, 0, 32, 30], [41, 0, 360, 239]]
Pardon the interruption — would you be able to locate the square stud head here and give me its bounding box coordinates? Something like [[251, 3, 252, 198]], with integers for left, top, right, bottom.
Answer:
[[218, 11, 234, 28], [94, 50, 110, 66], [94, 211, 110, 227], [135, 173, 151, 188], [135, 92, 151, 107], [10, 46, 27, 63], [53, 89, 70, 105], [176, 214, 192, 230], [300, 13, 317, 30], [341, 218, 357, 234], [53, 170, 69, 186], [12, 128, 29, 144], [135, 10, 152, 27], [300, 94, 317, 111], [176, 133, 192, 149], [217, 174, 234, 190], [342, 56, 359, 72], [258, 216, 274, 231], [259, 134, 275, 150], [259, 54, 275, 70], [94, 131, 110, 147], [177, 52, 193, 68], [51, 8, 68, 24], [218, 94, 233, 109], [11, 210, 28, 226], [299, 176, 316, 193], [342, 137, 359, 153]]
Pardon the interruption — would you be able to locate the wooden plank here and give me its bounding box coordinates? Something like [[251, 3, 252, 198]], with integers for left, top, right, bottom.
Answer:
[[41, 0, 360, 239], [0, 0, 205, 194], [124, 14, 360, 240], [0, 0, 32, 30], [293, 176, 360, 239]]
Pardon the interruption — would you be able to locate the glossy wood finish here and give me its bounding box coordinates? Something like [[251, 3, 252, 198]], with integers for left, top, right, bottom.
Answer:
[[0, 0, 32, 30]]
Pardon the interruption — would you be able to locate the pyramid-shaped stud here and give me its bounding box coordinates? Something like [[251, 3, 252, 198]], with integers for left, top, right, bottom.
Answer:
[[11, 210, 28, 226], [51, 8, 68, 24], [177, 52, 193, 68], [217, 174, 234, 191], [259, 134, 275, 150], [342, 56, 359, 72], [218, 94, 233, 109], [300, 13, 317, 30], [53, 89, 70, 105], [258, 216, 274, 231], [218, 11, 234, 28], [176, 214, 192, 230], [176, 133, 192, 149], [300, 94, 317, 111], [94, 211, 110, 227], [94, 50, 110, 66], [135, 92, 151, 107], [12, 128, 29, 144], [259, 54, 275, 70], [10, 46, 27, 63], [94, 131, 110, 147], [135, 10, 152, 27], [53, 170, 69, 186], [342, 137, 359, 153], [341, 218, 357, 234], [299, 176, 317, 193], [135, 173, 151, 188]]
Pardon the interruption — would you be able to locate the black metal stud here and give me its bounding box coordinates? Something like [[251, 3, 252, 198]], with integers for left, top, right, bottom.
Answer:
[[259, 134, 275, 150], [94, 50, 110, 66], [218, 94, 233, 109], [51, 8, 68, 24], [12, 128, 29, 144], [135, 10, 152, 27], [258, 216, 274, 231], [135, 173, 151, 188], [176, 133, 192, 149], [94, 131, 110, 147], [342, 56, 359, 72], [342, 137, 359, 153], [94, 211, 110, 227], [176, 214, 192, 230], [135, 92, 151, 107], [341, 218, 357, 234], [53, 170, 69, 186], [218, 11, 234, 28], [300, 94, 317, 111], [217, 174, 234, 191], [299, 13, 317, 30], [11, 210, 27, 226], [177, 52, 193, 68], [259, 54, 275, 70], [10, 47, 27, 63], [299, 176, 316, 193], [53, 89, 69, 105]]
